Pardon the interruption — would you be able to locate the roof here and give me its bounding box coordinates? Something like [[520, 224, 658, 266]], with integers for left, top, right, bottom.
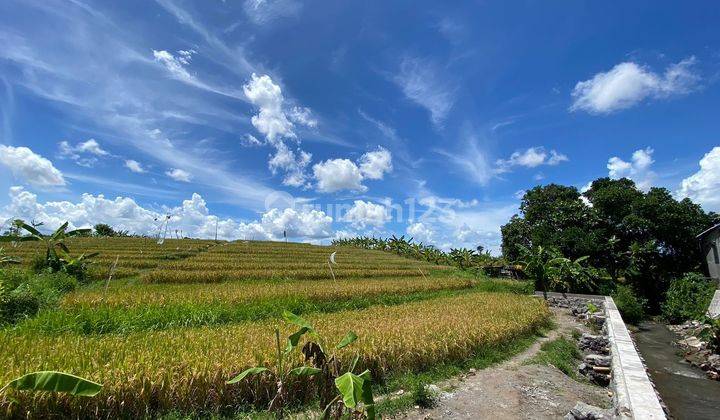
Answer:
[[697, 223, 720, 239]]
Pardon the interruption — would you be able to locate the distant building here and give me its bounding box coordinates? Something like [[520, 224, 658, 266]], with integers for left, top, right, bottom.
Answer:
[[697, 223, 720, 280]]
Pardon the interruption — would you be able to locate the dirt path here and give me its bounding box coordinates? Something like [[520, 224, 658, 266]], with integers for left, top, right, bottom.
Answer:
[[394, 308, 610, 419]]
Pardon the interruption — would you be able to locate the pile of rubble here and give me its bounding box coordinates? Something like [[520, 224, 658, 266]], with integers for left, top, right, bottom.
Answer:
[[669, 320, 720, 380], [545, 296, 607, 328], [545, 297, 613, 387]]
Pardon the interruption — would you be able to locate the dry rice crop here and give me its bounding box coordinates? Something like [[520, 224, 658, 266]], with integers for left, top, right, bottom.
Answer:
[[0, 292, 549, 418]]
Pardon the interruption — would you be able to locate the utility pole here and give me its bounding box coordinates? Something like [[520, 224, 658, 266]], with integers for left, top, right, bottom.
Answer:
[[214, 218, 218, 242]]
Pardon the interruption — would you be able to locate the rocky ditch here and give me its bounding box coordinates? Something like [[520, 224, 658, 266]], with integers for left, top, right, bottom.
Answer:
[[669, 320, 720, 380], [547, 296, 613, 388], [545, 296, 616, 419]]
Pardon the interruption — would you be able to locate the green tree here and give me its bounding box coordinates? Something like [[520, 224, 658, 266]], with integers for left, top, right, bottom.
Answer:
[[94, 223, 117, 237]]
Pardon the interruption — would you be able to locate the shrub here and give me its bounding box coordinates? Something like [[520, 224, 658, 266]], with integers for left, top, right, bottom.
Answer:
[[0, 269, 77, 324], [612, 285, 645, 325], [661, 272, 716, 324], [412, 382, 438, 409]]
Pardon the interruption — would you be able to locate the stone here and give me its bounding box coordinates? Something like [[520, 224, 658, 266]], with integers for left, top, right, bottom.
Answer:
[[567, 401, 611, 419], [584, 354, 612, 367]]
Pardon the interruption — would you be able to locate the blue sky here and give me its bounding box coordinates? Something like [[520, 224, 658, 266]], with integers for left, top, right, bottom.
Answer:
[[0, 0, 719, 252]]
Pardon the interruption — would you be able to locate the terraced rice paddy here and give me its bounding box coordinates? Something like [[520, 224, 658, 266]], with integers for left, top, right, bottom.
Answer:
[[0, 238, 549, 418]]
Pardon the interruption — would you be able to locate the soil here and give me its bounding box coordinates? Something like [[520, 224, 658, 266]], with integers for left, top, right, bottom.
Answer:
[[393, 308, 611, 419]]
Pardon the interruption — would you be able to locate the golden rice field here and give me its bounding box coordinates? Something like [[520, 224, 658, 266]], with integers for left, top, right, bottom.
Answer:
[[0, 293, 549, 417], [0, 238, 548, 418]]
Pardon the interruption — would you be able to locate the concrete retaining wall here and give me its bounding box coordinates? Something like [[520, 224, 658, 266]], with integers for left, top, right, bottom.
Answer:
[[604, 297, 666, 419]]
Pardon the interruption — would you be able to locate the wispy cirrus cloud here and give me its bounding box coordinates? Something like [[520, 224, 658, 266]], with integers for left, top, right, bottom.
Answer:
[[393, 56, 457, 126]]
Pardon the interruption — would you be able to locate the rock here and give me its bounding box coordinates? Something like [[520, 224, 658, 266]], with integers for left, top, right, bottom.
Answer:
[[566, 401, 611, 419], [677, 336, 705, 351], [584, 354, 612, 367], [579, 334, 609, 354]]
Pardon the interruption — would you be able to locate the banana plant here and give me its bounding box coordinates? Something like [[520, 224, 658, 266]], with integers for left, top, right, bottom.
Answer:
[[1, 371, 102, 397], [547, 255, 593, 295], [0, 222, 91, 262]]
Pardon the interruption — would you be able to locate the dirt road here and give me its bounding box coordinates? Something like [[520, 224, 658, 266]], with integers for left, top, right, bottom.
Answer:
[[395, 308, 610, 419]]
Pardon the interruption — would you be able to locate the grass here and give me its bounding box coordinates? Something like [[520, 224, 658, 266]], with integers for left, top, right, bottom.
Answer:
[[526, 335, 582, 378]]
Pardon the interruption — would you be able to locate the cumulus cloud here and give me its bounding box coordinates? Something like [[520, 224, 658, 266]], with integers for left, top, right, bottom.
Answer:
[[607, 147, 655, 191], [124, 159, 146, 173], [165, 168, 192, 182], [313, 158, 366, 193], [570, 57, 700, 114], [343, 200, 389, 228], [394, 56, 456, 126], [313, 147, 393, 193], [0, 145, 65, 188], [59, 139, 109, 167], [243, 73, 316, 187], [0, 187, 334, 241], [677, 146, 720, 211], [496, 147, 568, 172], [406, 221, 434, 243], [359, 147, 393, 180]]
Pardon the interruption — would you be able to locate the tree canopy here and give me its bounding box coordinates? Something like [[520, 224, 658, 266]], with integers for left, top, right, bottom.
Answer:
[[501, 178, 718, 311]]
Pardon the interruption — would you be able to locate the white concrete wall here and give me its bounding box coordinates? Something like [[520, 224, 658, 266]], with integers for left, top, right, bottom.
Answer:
[[708, 290, 720, 319], [605, 297, 666, 419]]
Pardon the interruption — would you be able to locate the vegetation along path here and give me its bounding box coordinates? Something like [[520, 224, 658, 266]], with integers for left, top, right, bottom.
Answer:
[[396, 308, 609, 419]]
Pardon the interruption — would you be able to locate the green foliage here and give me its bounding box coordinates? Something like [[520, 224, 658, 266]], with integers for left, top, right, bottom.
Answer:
[[0, 247, 20, 266], [225, 311, 372, 418], [412, 382, 438, 409], [5, 222, 98, 282], [661, 273, 716, 323], [1, 371, 102, 397], [612, 285, 646, 325], [332, 235, 505, 273], [527, 336, 581, 378], [515, 244, 555, 298], [502, 179, 716, 312], [0, 269, 77, 324]]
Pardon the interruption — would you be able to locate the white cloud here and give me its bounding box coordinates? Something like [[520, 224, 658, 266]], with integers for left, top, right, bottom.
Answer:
[[268, 143, 311, 187], [59, 139, 109, 167], [313, 158, 366, 193], [0, 187, 333, 241], [243, 0, 302, 24], [243, 73, 295, 143], [0, 145, 65, 188], [241, 134, 264, 147], [407, 222, 434, 243], [153, 49, 195, 84], [288, 106, 317, 128], [243, 73, 315, 186], [261, 207, 332, 238], [359, 147, 393, 180], [165, 168, 192, 182], [496, 147, 568, 171], [570, 57, 700, 114], [435, 132, 493, 186], [394, 56, 456, 126], [124, 159, 146, 173], [343, 200, 389, 229], [312, 146, 393, 193], [607, 147, 655, 191], [677, 146, 720, 212]]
